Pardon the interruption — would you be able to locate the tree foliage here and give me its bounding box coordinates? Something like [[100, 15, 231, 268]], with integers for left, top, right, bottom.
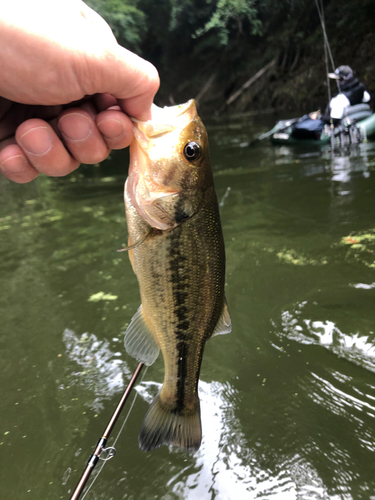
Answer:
[[85, 0, 146, 53], [84, 0, 375, 112], [194, 0, 262, 45]]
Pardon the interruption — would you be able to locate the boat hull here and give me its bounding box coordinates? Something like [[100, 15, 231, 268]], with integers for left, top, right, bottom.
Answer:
[[269, 105, 375, 146]]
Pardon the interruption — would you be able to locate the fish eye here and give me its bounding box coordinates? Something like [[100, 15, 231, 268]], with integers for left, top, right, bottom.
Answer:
[[183, 142, 201, 161]]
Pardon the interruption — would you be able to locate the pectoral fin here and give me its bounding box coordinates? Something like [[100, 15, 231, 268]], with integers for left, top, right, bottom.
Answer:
[[117, 227, 153, 252], [211, 297, 232, 337], [124, 305, 160, 366]]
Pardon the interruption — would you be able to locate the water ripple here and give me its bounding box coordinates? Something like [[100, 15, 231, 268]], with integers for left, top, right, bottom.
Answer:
[[136, 379, 335, 499], [280, 303, 375, 373], [62, 328, 131, 411]]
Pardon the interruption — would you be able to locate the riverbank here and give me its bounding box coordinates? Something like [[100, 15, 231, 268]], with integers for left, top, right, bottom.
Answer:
[[151, 0, 375, 117]]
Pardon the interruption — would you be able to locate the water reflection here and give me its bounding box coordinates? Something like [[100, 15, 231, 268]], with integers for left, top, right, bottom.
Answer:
[[309, 371, 375, 424], [62, 329, 131, 412], [329, 153, 370, 183], [135, 379, 333, 499]]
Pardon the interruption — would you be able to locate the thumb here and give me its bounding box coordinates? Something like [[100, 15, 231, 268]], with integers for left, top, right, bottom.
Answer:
[[80, 3, 160, 121], [106, 46, 160, 121]]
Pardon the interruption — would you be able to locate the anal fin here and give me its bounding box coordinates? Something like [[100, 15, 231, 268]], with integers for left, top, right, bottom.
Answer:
[[124, 305, 160, 366]]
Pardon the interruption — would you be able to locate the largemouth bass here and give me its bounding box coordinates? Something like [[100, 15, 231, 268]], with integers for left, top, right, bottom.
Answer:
[[123, 99, 231, 452]]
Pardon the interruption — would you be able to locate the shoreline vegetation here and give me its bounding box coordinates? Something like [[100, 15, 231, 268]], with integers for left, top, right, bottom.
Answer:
[[87, 0, 374, 117]]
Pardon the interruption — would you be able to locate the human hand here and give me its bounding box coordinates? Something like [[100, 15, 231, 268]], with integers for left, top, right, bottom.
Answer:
[[0, 0, 159, 183], [309, 110, 321, 120]]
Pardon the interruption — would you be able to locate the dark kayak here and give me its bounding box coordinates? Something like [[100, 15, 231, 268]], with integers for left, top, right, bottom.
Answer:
[[267, 104, 375, 146]]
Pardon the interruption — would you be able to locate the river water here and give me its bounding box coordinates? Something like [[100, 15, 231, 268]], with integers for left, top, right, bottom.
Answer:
[[1, 112, 375, 500]]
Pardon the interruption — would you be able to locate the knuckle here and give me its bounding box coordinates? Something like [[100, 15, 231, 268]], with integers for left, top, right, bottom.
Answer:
[[40, 156, 80, 177], [78, 147, 109, 165], [104, 136, 130, 151]]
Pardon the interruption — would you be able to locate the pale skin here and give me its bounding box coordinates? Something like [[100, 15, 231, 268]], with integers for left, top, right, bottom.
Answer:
[[0, 0, 160, 183]]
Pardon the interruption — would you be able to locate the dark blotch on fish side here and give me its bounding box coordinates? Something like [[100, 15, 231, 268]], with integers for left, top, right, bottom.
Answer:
[[175, 211, 191, 223]]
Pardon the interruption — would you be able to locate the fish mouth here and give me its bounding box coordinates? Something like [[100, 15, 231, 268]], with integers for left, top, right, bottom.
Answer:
[[131, 99, 197, 140], [130, 99, 198, 165]]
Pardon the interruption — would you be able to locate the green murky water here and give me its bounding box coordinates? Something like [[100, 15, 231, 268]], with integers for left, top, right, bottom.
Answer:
[[1, 112, 375, 500]]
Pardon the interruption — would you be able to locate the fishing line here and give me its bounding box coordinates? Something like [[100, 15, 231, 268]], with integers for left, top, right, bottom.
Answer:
[[320, 0, 332, 102], [112, 366, 147, 449], [314, 0, 335, 72], [246, 194, 335, 233], [314, 0, 339, 99], [75, 364, 148, 500], [219, 187, 231, 208]]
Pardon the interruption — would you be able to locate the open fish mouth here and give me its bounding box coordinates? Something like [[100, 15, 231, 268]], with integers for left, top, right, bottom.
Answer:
[[131, 99, 197, 142]]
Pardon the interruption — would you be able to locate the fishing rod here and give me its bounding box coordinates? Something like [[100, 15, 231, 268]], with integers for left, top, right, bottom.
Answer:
[[250, 0, 336, 148], [70, 362, 144, 500]]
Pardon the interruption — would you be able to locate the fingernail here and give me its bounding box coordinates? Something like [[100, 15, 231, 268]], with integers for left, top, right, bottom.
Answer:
[[0, 155, 27, 174], [19, 127, 53, 156], [97, 118, 124, 139], [1, 155, 28, 174], [58, 113, 93, 141]]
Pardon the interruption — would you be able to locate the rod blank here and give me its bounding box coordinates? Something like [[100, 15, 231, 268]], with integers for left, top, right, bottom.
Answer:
[[70, 362, 144, 500]]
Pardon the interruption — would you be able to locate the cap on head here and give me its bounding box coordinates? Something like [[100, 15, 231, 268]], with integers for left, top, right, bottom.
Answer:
[[328, 65, 354, 81]]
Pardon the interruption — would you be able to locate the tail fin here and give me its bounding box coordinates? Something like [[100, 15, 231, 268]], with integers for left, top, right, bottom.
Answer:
[[138, 394, 202, 452]]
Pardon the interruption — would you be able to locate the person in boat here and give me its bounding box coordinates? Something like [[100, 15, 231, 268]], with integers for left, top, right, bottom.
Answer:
[[292, 65, 370, 139], [320, 65, 371, 124]]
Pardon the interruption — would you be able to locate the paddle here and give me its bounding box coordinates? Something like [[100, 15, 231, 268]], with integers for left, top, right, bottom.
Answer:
[[248, 118, 299, 146]]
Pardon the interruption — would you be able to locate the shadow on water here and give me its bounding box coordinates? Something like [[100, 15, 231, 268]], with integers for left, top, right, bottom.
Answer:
[[1, 113, 375, 499]]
